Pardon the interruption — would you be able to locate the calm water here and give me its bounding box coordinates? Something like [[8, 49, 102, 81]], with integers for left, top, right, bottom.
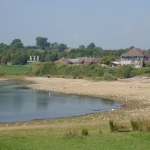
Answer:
[[0, 80, 122, 123]]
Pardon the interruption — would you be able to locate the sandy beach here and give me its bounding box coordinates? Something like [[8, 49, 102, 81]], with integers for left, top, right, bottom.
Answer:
[[1, 76, 150, 129]]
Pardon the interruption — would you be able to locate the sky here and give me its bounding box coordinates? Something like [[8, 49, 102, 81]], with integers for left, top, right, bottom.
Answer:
[[0, 0, 150, 50]]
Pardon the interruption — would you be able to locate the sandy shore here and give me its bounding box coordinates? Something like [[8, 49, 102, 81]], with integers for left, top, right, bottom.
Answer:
[[1, 76, 150, 130]]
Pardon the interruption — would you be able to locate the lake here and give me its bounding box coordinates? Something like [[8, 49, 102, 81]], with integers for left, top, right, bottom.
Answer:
[[0, 80, 122, 123]]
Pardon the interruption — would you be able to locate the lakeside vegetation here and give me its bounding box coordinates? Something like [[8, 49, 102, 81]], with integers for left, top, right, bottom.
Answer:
[[0, 61, 150, 80], [31, 62, 150, 80]]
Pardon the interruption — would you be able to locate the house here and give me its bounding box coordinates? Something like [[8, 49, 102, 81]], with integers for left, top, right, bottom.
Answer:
[[57, 57, 101, 65], [84, 58, 101, 65], [57, 57, 72, 64], [77, 57, 88, 64], [120, 48, 150, 68]]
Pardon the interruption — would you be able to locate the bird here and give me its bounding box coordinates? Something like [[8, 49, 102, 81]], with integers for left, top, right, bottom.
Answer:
[[49, 93, 51, 96]]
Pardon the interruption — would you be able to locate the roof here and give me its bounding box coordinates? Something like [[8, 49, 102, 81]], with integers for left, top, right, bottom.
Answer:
[[121, 48, 150, 58], [57, 57, 72, 63], [84, 58, 101, 63], [77, 57, 87, 63]]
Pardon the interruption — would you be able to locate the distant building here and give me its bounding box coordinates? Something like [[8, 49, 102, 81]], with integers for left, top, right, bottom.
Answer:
[[120, 48, 150, 68], [57, 57, 72, 64], [84, 58, 101, 65], [57, 57, 101, 65]]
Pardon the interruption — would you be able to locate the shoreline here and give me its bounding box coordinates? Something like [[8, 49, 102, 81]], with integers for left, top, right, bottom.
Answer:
[[1, 76, 150, 130]]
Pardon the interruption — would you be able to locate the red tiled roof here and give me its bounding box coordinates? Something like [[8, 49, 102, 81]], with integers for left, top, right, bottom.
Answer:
[[121, 48, 150, 58]]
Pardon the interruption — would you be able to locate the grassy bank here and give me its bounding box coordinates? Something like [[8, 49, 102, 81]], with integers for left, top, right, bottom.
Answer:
[[1, 120, 150, 150], [0, 62, 40, 76]]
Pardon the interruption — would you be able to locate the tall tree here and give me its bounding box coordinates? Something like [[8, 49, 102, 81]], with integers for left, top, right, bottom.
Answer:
[[79, 45, 85, 49], [36, 37, 49, 50], [87, 42, 95, 49], [10, 39, 23, 48], [58, 43, 67, 52]]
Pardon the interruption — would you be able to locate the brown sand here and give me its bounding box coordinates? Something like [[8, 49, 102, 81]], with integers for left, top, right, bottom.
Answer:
[[1, 76, 150, 130]]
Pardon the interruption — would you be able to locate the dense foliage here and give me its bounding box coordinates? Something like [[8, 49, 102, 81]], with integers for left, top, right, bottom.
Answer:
[[31, 62, 150, 79]]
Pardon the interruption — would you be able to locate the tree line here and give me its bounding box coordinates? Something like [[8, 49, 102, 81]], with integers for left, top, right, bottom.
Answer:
[[0, 37, 150, 65]]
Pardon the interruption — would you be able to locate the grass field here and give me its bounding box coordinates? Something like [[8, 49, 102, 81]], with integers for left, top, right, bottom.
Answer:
[[0, 62, 40, 76], [0, 121, 150, 150]]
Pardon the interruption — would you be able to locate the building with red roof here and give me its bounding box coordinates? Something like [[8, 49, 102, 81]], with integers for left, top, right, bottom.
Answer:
[[120, 48, 150, 68]]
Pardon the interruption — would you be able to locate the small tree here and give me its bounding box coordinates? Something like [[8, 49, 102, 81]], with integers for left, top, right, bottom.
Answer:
[[1, 56, 9, 64], [100, 56, 115, 66]]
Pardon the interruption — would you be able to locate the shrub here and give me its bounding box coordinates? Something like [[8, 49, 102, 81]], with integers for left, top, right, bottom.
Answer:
[[109, 119, 130, 132], [102, 72, 117, 81], [81, 128, 88, 136], [109, 120, 114, 132], [131, 118, 150, 131], [115, 65, 132, 78]]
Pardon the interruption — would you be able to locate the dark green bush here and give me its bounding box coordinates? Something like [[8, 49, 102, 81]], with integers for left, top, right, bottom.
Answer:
[[81, 128, 89, 136]]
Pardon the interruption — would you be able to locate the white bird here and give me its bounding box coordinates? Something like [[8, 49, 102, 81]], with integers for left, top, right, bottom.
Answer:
[[49, 93, 51, 96]]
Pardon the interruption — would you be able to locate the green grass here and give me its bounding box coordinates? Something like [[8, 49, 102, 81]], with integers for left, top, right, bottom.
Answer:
[[25, 62, 41, 67], [0, 62, 40, 76], [0, 65, 31, 75], [0, 126, 150, 150]]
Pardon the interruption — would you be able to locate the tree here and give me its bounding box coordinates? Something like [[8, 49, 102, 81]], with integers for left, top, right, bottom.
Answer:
[[50, 42, 58, 48], [11, 53, 28, 65], [36, 37, 49, 50], [79, 45, 85, 49], [58, 43, 67, 52], [1, 56, 9, 64], [87, 42, 95, 49], [100, 56, 115, 66], [10, 39, 23, 48]]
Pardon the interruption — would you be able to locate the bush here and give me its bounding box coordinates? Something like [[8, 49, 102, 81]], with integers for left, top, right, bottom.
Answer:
[[109, 120, 130, 132], [131, 67, 150, 76], [131, 118, 150, 131], [81, 128, 89, 136], [102, 72, 117, 81], [115, 65, 132, 78]]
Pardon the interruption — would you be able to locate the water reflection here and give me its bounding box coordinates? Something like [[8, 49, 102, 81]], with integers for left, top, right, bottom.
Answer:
[[0, 80, 122, 122]]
